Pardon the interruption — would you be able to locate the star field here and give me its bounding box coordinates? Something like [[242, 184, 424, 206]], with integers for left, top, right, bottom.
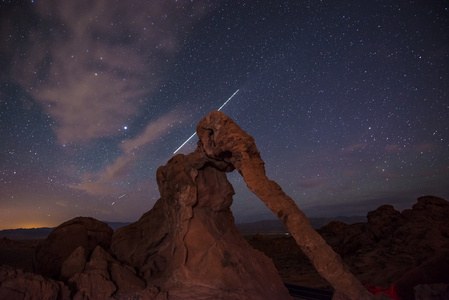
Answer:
[[0, 0, 448, 229]]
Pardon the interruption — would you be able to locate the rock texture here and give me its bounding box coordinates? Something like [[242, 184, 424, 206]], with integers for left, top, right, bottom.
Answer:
[[60, 246, 86, 280], [69, 246, 157, 300], [0, 265, 70, 300], [34, 217, 113, 279], [316, 195, 449, 300], [112, 152, 292, 299]]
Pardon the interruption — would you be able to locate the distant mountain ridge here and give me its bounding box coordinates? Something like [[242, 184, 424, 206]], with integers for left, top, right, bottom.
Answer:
[[0, 217, 366, 240], [236, 216, 367, 234]]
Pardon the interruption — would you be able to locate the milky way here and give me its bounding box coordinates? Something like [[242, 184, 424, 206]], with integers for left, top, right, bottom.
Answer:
[[0, 1, 448, 229]]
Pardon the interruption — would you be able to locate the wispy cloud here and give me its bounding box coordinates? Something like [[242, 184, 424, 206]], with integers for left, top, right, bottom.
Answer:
[[71, 177, 123, 196], [72, 110, 182, 195], [5, 0, 214, 144]]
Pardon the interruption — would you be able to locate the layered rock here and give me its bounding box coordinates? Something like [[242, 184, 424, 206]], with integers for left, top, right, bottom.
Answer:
[[34, 217, 113, 279]]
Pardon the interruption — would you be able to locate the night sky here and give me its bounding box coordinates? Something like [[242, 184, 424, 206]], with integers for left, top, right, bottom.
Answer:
[[1, 1, 448, 230]]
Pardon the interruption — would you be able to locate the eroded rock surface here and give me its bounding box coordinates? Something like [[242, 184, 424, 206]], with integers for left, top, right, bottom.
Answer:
[[60, 245, 86, 280], [112, 152, 291, 299], [34, 217, 113, 279], [0, 265, 70, 300], [69, 246, 156, 300], [317, 195, 449, 299]]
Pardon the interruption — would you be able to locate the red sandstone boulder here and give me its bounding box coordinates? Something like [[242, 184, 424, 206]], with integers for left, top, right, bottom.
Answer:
[[69, 246, 156, 300], [60, 246, 86, 280], [34, 217, 113, 279]]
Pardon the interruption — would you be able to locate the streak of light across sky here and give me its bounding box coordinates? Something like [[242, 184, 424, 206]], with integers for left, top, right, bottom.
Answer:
[[217, 89, 239, 111], [173, 89, 240, 154]]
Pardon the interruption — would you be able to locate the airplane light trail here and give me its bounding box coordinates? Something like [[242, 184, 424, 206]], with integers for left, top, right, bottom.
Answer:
[[173, 89, 240, 154], [217, 89, 239, 111], [173, 132, 197, 154]]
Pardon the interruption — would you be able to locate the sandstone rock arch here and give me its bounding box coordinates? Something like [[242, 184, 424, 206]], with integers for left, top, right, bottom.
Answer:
[[195, 111, 377, 300]]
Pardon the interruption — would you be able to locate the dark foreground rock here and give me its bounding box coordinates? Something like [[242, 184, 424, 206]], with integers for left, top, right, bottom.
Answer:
[[317, 195, 449, 299], [34, 217, 113, 279], [0, 265, 70, 300]]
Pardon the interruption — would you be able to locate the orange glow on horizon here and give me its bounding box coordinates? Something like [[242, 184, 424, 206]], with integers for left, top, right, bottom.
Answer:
[[17, 223, 53, 229], [0, 221, 57, 231]]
